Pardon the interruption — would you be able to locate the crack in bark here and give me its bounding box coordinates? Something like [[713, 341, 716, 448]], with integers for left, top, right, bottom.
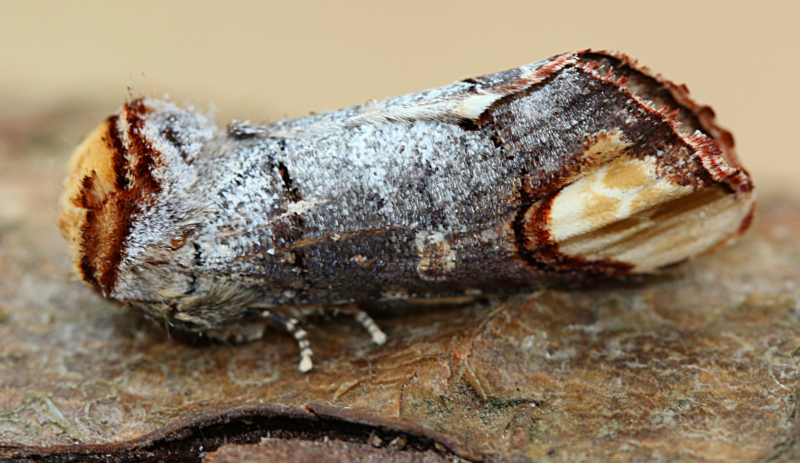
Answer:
[[2, 411, 469, 463]]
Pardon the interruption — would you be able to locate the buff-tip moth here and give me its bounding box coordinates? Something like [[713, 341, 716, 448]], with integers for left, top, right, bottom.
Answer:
[[59, 51, 754, 372]]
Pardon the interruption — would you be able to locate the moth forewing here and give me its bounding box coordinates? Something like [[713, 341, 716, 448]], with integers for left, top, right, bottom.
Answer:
[[59, 50, 754, 371]]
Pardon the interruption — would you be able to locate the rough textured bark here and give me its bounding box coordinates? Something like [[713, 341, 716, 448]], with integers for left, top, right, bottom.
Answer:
[[1, 100, 798, 463]]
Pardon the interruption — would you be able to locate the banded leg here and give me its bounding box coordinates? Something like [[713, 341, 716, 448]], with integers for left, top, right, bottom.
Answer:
[[261, 310, 314, 372], [329, 305, 387, 345]]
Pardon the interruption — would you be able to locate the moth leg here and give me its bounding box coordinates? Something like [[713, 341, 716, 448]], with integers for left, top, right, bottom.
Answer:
[[260, 310, 314, 372], [327, 305, 387, 345]]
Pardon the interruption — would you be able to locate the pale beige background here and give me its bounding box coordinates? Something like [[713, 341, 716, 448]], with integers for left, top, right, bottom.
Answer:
[[1, 1, 797, 196]]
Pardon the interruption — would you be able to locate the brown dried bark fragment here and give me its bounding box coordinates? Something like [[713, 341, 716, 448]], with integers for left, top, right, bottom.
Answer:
[[1, 102, 798, 463]]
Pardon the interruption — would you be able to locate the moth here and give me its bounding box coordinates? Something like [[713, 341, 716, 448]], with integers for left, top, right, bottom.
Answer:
[[60, 50, 754, 372]]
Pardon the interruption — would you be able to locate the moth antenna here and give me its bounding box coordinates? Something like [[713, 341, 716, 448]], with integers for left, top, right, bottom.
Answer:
[[261, 310, 314, 372]]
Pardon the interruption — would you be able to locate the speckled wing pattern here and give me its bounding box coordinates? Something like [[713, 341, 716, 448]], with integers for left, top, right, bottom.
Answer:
[[59, 50, 754, 369]]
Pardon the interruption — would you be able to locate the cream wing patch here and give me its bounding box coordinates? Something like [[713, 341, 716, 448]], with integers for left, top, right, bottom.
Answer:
[[548, 156, 693, 243], [545, 156, 751, 272]]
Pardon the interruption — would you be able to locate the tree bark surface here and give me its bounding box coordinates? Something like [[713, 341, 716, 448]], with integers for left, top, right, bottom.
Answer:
[[0, 103, 798, 463]]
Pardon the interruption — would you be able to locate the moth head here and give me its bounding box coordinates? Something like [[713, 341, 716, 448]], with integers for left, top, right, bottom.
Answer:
[[59, 98, 213, 298]]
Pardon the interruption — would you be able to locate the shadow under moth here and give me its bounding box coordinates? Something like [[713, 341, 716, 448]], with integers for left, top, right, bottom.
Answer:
[[59, 50, 754, 372]]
